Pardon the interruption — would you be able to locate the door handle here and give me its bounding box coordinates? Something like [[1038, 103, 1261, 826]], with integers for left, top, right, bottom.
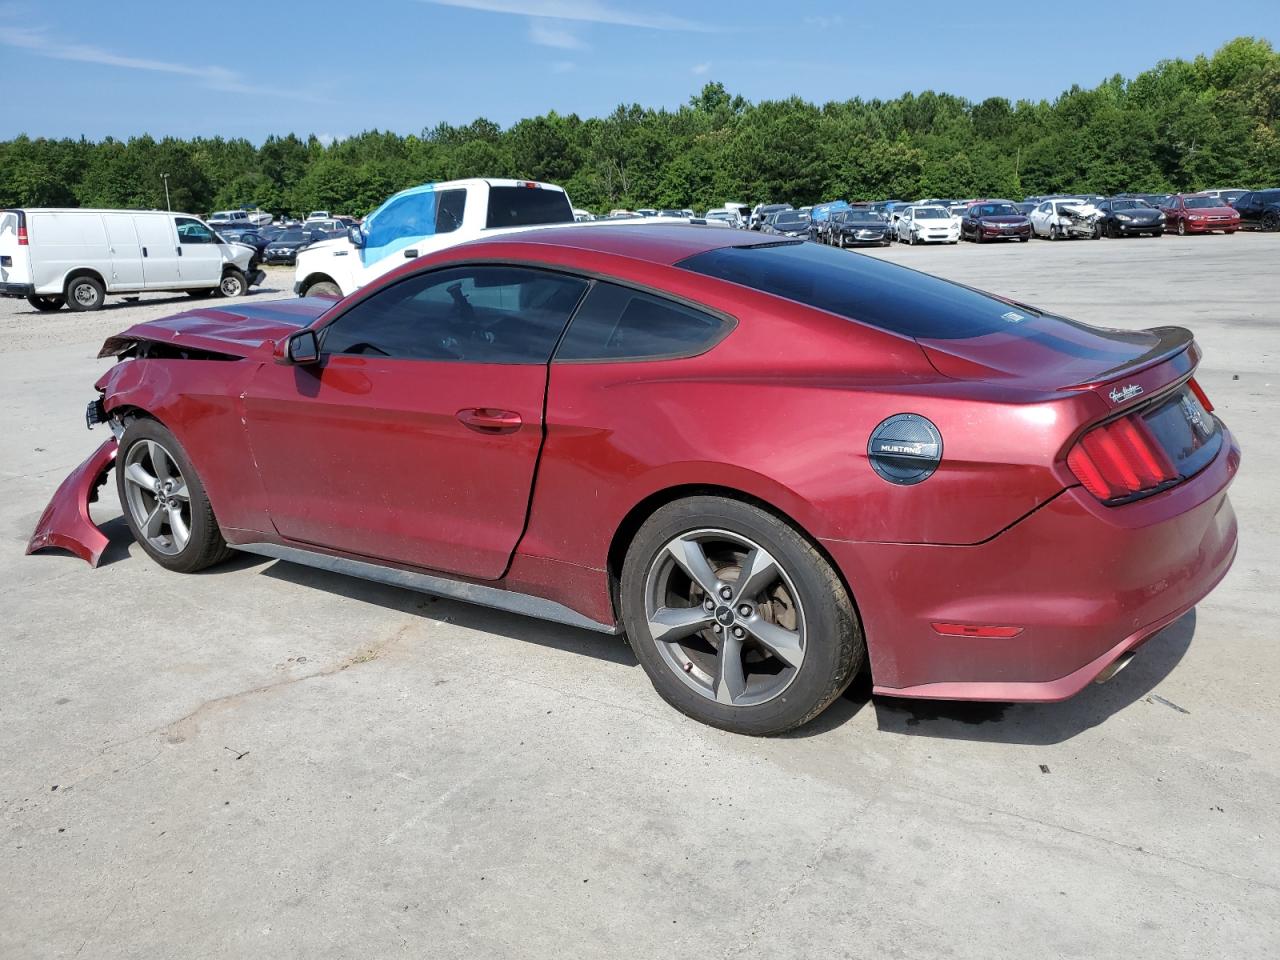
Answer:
[[177, 247, 183, 256], [142, 246, 148, 257], [404, 249, 418, 258], [456, 408, 522, 433]]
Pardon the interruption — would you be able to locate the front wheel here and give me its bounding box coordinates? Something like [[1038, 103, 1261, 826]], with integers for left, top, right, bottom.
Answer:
[[304, 280, 342, 298], [1177, 220, 1186, 236], [26, 294, 65, 312], [218, 268, 247, 298], [620, 496, 864, 736], [116, 418, 233, 573]]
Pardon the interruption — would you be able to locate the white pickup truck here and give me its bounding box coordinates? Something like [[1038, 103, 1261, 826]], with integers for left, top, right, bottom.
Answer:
[[292, 178, 575, 298]]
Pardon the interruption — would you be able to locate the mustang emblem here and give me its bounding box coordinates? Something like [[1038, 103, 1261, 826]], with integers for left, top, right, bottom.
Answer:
[[1109, 384, 1144, 404], [1001, 311, 1025, 323]]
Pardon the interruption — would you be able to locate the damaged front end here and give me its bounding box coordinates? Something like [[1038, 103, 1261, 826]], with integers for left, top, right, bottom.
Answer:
[[1059, 203, 1102, 238], [26, 436, 119, 567]]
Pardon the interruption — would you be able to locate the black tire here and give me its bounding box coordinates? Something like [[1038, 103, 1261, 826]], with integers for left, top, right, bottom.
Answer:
[[26, 294, 65, 312], [218, 268, 247, 298], [65, 274, 105, 312], [1049, 224, 1060, 241], [1177, 220, 1186, 236], [115, 418, 234, 573], [1263, 212, 1280, 232], [304, 280, 342, 298], [620, 496, 864, 736]]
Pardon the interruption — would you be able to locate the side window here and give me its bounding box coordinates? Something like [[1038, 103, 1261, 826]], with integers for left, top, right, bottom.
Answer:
[[320, 266, 587, 364], [435, 189, 466, 234], [556, 282, 728, 362], [175, 217, 216, 244]]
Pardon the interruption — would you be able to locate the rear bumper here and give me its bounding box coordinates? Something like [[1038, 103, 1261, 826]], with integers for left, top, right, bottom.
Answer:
[[0, 282, 35, 298], [825, 428, 1240, 700]]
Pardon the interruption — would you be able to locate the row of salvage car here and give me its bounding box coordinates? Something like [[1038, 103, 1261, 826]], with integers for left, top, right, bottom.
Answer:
[[757, 190, 1279, 249]]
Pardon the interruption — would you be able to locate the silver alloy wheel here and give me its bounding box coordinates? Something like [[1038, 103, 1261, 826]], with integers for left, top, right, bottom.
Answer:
[[122, 439, 192, 556], [220, 273, 244, 296], [72, 281, 99, 307], [643, 528, 806, 707]]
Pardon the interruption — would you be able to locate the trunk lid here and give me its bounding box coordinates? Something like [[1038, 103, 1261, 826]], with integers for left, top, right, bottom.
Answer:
[[917, 313, 1195, 396], [98, 297, 332, 358]]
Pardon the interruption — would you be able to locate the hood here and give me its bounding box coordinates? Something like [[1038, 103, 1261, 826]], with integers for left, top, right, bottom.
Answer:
[[1116, 208, 1163, 221], [917, 310, 1195, 392], [841, 218, 887, 229], [98, 298, 332, 359], [1186, 205, 1238, 217], [978, 215, 1028, 225]]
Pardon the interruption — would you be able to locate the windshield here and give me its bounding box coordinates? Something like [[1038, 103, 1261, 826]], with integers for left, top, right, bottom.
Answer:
[[773, 213, 809, 228], [1112, 200, 1150, 210], [276, 230, 306, 243], [1183, 196, 1223, 209], [914, 208, 948, 219], [679, 241, 1044, 340], [974, 203, 1017, 217]]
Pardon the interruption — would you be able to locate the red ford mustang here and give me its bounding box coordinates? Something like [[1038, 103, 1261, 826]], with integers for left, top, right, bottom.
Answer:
[[29, 226, 1239, 735]]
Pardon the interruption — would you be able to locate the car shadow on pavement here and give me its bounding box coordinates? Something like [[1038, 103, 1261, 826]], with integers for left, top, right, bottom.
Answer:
[[258, 559, 639, 668], [863, 611, 1197, 745]]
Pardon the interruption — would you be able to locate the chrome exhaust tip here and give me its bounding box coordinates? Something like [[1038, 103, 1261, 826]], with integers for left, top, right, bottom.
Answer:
[[1094, 651, 1137, 685]]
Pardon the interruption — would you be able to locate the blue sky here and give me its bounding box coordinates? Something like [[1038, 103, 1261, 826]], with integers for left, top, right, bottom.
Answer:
[[2, 0, 1277, 142]]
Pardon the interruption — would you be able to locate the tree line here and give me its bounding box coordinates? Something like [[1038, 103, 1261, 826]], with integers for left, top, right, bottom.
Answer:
[[2, 37, 1277, 217]]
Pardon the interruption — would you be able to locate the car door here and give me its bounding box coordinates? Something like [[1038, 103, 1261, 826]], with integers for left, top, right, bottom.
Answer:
[[1162, 197, 1181, 229], [174, 217, 223, 286], [130, 214, 183, 285], [242, 264, 589, 579], [101, 213, 145, 290]]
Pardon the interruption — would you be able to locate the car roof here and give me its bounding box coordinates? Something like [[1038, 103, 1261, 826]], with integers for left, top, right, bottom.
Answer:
[[472, 223, 781, 266]]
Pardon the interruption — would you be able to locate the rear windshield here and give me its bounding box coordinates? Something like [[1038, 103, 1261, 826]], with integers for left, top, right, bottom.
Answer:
[[678, 241, 1036, 340], [486, 187, 574, 229]]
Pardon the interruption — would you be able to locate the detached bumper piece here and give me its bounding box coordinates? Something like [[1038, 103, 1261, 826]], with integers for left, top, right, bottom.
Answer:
[[247, 269, 266, 288], [26, 438, 118, 567]]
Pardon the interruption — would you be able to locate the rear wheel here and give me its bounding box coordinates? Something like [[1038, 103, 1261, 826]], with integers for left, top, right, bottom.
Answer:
[[116, 418, 233, 573], [620, 496, 864, 736], [1263, 211, 1280, 232], [65, 275, 104, 311], [26, 294, 65, 312]]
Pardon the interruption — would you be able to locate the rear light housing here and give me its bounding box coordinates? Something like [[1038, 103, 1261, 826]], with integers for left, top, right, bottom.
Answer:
[[17, 225, 29, 246], [1066, 378, 1220, 505]]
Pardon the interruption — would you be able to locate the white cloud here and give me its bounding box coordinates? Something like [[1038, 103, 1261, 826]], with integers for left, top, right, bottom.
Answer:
[[424, 0, 712, 31], [529, 18, 586, 49], [691, 62, 710, 75], [803, 14, 844, 29], [0, 22, 319, 100], [551, 60, 577, 73]]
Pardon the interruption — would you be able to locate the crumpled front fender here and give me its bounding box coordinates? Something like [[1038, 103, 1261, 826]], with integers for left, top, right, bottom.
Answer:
[[26, 438, 119, 567]]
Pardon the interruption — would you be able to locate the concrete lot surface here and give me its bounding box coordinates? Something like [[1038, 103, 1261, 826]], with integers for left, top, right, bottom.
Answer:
[[2, 238, 1277, 959]]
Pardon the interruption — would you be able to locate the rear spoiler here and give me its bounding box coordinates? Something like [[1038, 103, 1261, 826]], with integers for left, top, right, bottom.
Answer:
[[1061, 325, 1197, 391]]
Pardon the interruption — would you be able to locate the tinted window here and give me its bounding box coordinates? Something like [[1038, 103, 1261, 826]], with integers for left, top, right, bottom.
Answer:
[[176, 218, 216, 244], [679, 241, 1041, 340], [321, 266, 587, 364], [485, 186, 574, 228], [556, 282, 727, 361], [435, 189, 466, 234]]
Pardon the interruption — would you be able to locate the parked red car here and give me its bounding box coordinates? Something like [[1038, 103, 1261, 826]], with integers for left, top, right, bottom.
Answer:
[[29, 227, 1240, 735], [1161, 193, 1241, 235]]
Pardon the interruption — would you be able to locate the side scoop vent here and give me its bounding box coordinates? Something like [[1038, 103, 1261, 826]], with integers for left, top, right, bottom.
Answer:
[[868, 414, 943, 485]]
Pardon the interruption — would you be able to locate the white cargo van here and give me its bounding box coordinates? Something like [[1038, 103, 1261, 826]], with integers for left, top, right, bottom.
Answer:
[[0, 208, 264, 312]]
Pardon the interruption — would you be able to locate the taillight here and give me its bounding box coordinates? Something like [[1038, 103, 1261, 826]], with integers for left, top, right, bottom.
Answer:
[[17, 225, 28, 246], [1067, 414, 1177, 503], [1188, 377, 1213, 412]]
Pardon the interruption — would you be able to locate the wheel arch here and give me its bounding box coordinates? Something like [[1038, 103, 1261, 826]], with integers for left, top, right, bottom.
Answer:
[[63, 267, 107, 293], [299, 271, 340, 294], [604, 483, 864, 652]]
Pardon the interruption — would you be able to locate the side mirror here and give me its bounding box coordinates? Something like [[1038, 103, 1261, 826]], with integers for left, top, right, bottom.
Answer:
[[286, 329, 320, 365], [348, 226, 365, 248]]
